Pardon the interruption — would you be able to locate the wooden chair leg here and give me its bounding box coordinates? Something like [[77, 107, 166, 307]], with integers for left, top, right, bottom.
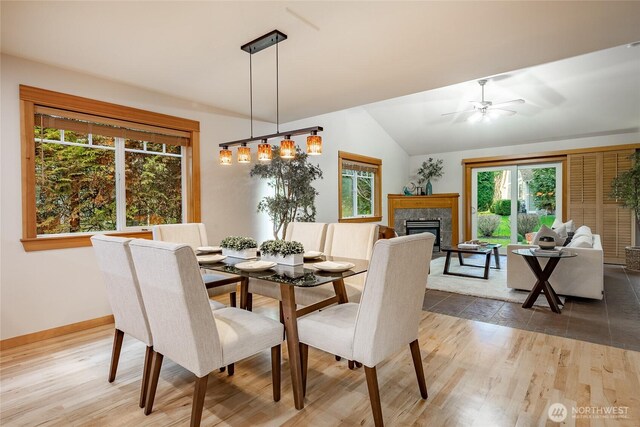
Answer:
[[299, 343, 308, 397], [272, 345, 281, 402], [279, 302, 286, 339], [227, 363, 234, 376], [190, 375, 209, 427], [246, 293, 253, 311], [219, 367, 225, 373], [409, 340, 428, 399], [364, 366, 384, 427], [335, 355, 342, 361], [355, 362, 363, 368], [229, 291, 237, 307], [348, 360, 355, 370], [108, 329, 124, 382], [144, 351, 164, 415], [139, 346, 153, 408]]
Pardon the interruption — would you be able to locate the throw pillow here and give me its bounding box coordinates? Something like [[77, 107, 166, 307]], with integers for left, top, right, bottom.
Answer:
[[552, 218, 575, 233], [567, 235, 593, 248], [573, 225, 593, 239], [533, 224, 565, 247]]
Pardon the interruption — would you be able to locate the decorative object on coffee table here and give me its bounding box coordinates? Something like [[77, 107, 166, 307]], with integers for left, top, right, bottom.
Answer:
[[416, 157, 443, 196], [537, 236, 556, 249], [221, 236, 258, 259], [610, 151, 640, 271]]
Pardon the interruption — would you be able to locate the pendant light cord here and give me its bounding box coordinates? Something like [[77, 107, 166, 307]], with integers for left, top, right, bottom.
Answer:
[[250, 52, 254, 138], [276, 41, 279, 133]]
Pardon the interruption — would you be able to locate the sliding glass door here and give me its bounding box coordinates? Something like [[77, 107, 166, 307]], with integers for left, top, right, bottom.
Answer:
[[471, 163, 562, 252]]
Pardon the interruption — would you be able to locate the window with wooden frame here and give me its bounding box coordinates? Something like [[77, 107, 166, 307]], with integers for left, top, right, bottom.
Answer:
[[19, 85, 201, 251], [338, 151, 382, 222]]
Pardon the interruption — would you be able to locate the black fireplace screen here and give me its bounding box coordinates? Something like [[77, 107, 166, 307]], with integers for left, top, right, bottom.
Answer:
[[405, 219, 440, 252]]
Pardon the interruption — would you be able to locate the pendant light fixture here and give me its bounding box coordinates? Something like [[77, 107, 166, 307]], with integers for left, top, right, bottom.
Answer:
[[218, 30, 324, 163]]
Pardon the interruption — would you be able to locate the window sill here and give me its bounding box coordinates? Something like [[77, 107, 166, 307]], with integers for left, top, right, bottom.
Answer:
[[21, 230, 153, 252], [338, 216, 382, 223]]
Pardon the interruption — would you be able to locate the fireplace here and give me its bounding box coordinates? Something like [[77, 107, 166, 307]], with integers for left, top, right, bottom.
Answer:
[[405, 219, 441, 252]]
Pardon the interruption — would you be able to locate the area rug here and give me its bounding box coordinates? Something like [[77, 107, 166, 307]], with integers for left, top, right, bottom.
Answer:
[[427, 256, 565, 308]]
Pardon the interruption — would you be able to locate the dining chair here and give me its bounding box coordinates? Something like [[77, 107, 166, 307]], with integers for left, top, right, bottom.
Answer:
[[128, 239, 283, 427], [153, 223, 240, 307], [296, 233, 435, 427], [91, 235, 226, 409]]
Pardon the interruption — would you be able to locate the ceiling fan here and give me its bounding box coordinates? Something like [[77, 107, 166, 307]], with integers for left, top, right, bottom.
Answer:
[[442, 79, 525, 123]]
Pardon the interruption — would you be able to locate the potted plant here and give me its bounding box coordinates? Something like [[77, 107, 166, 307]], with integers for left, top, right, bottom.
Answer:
[[220, 236, 258, 259], [250, 146, 323, 239], [611, 152, 640, 271], [259, 240, 305, 266], [416, 157, 444, 195]]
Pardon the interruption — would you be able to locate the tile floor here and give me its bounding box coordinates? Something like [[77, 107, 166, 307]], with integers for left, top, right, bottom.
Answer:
[[423, 256, 640, 351]]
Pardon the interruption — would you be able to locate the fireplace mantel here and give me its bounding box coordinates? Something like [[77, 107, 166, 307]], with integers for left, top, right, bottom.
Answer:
[[388, 193, 460, 245]]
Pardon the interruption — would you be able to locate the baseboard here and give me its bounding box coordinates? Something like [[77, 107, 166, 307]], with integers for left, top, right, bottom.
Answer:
[[0, 315, 114, 351]]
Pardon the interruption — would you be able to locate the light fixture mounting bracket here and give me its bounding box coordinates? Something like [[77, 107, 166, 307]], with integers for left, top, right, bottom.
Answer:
[[241, 30, 288, 54]]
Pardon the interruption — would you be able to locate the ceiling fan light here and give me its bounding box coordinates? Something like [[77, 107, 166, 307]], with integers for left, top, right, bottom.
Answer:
[[258, 141, 272, 162], [467, 112, 483, 123], [306, 134, 322, 155], [237, 144, 251, 163], [219, 147, 232, 165], [280, 138, 295, 159]]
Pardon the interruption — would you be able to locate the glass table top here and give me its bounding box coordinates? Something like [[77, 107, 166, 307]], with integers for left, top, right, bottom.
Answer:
[[511, 248, 578, 259], [199, 255, 368, 287]]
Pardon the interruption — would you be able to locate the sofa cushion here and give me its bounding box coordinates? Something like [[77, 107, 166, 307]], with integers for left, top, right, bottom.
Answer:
[[533, 224, 565, 247], [552, 218, 575, 233], [573, 225, 593, 239], [567, 235, 593, 248]]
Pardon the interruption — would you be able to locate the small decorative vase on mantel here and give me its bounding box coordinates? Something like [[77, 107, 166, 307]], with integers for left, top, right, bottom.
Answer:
[[425, 180, 433, 196]]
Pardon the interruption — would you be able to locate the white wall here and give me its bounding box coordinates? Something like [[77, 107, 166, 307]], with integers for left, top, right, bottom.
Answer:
[[279, 108, 410, 228], [409, 132, 640, 238], [0, 54, 267, 340], [0, 55, 410, 340]]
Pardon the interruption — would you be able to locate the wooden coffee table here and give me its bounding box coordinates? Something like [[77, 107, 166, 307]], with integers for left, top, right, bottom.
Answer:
[[442, 244, 501, 280]]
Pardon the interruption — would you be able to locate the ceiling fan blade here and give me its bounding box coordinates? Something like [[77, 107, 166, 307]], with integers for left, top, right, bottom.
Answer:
[[441, 109, 475, 116], [489, 99, 525, 109], [488, 109, 517, 117], [469, 101, 485, 108]]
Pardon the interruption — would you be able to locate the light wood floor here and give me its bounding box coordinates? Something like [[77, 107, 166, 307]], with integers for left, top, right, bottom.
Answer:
[[1, 296, 639, 426]]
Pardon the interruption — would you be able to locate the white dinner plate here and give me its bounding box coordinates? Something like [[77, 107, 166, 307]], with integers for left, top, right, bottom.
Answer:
[[234, 261, 277, 272], [312, 261, 355, 273], [197, 246, 222, 253], [197, 254, 226, 264], [303, 251, 324, 259]]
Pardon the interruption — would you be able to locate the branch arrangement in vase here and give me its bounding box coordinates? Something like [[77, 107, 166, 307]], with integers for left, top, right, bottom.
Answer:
[[260, 240, 305, 256], [416, 158, 444, 185], [220, 236, 257, 250]]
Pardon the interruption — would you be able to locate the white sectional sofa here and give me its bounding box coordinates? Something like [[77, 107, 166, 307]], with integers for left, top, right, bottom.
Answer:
[[506, 234, 604, 300]]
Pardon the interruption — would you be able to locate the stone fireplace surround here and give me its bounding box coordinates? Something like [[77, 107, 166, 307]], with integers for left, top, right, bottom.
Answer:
[[387, 194, 460, 249]]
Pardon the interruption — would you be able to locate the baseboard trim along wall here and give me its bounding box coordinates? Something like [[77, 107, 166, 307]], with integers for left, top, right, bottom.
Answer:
[[0, 315, 115, 351]]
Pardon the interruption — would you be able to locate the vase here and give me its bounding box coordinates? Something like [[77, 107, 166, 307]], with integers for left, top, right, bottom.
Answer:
[[425, 180, 433, 196], [261, 253, 304, 266], [222, 248, 258, 259]]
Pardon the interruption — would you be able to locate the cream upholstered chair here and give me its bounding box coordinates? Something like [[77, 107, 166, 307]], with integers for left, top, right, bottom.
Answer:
[[91, 235, 226, 409], [297, 233, 435, 427], [247, 222, 329, 308], [153, 223, 240, 306], [128, 239, 283, 427]]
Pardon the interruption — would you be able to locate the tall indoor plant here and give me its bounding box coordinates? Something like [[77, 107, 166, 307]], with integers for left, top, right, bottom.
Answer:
[[250, 146, 323, 239], [611, 151, 640, 270]]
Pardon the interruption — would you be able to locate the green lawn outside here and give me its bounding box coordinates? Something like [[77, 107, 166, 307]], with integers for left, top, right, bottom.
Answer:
[[478, 213, 555, 245]]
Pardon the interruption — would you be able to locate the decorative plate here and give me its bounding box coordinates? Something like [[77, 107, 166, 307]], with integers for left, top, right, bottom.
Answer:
[[303, 251, 324, 259], [234, 261, 277, 272], [197, 254, 227, 264], [196, 246, 222, 254], [312, 261, 355, 273]]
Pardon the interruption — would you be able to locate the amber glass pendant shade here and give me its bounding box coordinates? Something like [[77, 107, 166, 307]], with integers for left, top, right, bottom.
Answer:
[[219, 148, 232, 165], [237, 145, 251, 163], [258, 142, 272, 162], [280, 139, 296, 159], [306, 135, 322, 155]]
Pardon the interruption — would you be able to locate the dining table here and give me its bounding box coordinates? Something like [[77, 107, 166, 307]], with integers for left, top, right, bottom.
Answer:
[[199, 254, 369, 410]]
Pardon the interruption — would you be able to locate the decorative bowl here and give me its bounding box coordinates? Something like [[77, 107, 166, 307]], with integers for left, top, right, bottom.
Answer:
[[538, 236, 556, 249]]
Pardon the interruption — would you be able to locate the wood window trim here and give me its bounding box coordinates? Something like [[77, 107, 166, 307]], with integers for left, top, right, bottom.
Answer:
[[19, 85, 201, 252], [338, 151, 382, 223]]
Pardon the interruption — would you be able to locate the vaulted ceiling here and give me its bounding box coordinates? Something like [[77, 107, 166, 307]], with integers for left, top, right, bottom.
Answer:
[[2, 1, 640, 154]]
